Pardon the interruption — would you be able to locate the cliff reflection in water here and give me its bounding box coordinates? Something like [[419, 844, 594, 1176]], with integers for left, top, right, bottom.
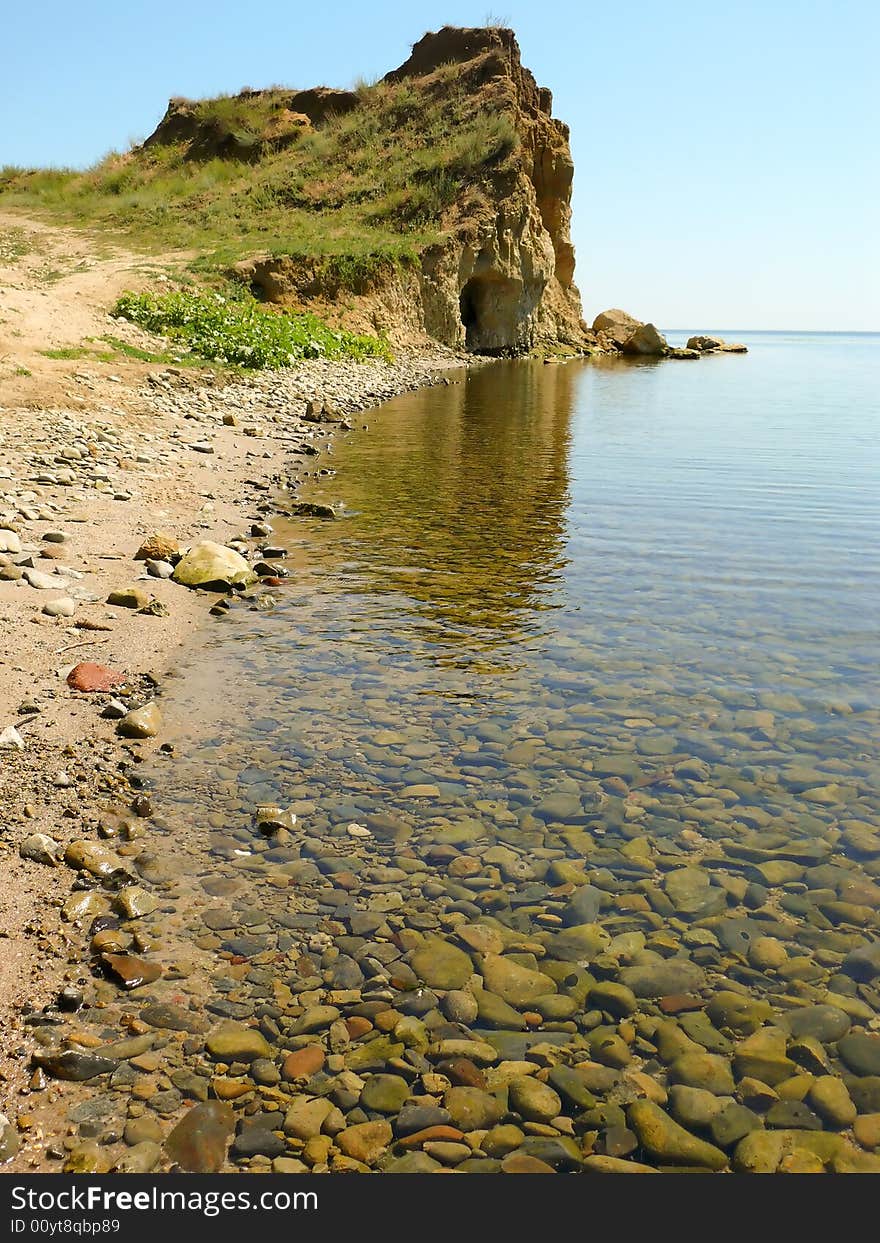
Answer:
[[306, 360, 579, 667]]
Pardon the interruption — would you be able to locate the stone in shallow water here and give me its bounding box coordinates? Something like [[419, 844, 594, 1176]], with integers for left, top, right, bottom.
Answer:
[[780, 1005, 850, 1043], [588, 981, 637, 1017], [443, 1087, 504, 1131], [734, 1028, 798, 1087], [65, 839, 126, 879], [548, 1065, 597, 1111], [384, 1151, 443, 1173], [480, 953, 556, 1007], [281, 1046, 324, 1080], [231, 1130, 287, 1159], [113, 886, 158, 919], [664, 868, 724, 918], [582, 1155, 660, 1173], [164, 1102, 233, 1172], [395, 1105, 453, 1136], [456, 923, 505, 955], [668, 1085, 725, 1130], [360, 1074, 410, 1114], [34, 1051, 118, 1082], [706, 991, 772, 1036], [410, 938, 474, 989], [808, 1076, 856, 1128], [442, 990, 479, 1024], [475, 989, 527, 1031], [838, 1033, 880, 1078], [545, 923, 609, 962], [289, 1005, 339, 1035], [498, 1153, 552, 1174], [620, 958, 706, 999], [101, 953, 162, 989], [507, 1076, 562, 1124], [206, 1022, 272, 1063], [842, 942, 880, 983], [765, 1100, 823, 1130], [668, 1052, 735, 1096], [140, 1003, 207, 1033], [709, 1104, 762, 1149], [853, 1114, 880, 1150], [337, 1120, 391, 1165], [627, 1100, 727, 1169]]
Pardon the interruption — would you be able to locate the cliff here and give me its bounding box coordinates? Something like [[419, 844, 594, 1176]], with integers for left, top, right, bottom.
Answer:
[[148, 27, 589, 354]]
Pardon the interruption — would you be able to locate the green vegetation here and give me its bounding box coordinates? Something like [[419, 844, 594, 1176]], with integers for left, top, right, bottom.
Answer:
[[0, 227, 37, 263], [113, 288, 391, 367], [0, 64, 517, 284], [38, 334, 208, 367]]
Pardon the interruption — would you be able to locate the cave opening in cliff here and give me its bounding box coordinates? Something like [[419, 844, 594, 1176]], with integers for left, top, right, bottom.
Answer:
[[459, 279, 481, 348]]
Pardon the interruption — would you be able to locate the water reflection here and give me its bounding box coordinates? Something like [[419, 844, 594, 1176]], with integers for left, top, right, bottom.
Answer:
[[302, 360, 579, 664]]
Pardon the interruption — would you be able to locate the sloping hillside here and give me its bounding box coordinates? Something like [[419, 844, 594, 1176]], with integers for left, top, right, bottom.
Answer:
[[1, 26, 588, 353]]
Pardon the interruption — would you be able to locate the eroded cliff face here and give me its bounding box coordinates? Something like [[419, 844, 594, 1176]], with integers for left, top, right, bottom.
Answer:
[[389, 26, 585, 352], [234, 28, 589, 353]]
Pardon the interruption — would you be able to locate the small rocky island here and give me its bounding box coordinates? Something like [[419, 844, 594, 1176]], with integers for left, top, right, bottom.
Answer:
[[590, 309, 749, 359]]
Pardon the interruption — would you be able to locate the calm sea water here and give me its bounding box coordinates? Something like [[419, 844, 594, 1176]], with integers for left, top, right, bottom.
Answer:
[[159, 330, 879, 858]]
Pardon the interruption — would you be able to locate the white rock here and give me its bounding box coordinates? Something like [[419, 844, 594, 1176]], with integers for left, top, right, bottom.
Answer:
[[0, 530, 21, 554], [0, 726, 25, 750], [23, 568, 60, 590], [43, 597, 76, 618]]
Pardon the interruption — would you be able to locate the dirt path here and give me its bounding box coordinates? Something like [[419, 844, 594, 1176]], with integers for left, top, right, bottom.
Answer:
[[0, 211, 193, 407]]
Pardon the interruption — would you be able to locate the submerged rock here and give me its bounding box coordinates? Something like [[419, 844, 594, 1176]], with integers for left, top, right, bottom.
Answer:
[[34, 1051, 118, 1081], [628, 1100, 727, 1169], [164, 1102, 234, 1172], [100, 953, 162, 989]]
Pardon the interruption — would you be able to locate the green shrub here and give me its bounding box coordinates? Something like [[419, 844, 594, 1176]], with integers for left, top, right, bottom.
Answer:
[[113, 288, 391, 368]]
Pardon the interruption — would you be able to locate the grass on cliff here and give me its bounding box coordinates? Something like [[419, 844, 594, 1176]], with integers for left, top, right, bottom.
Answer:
[[0, 63, 517, 281], [112, 288, 391, 367]]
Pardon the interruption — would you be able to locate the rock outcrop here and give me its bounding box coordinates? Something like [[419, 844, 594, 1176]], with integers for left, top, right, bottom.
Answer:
[[222, 28, 588, 354], [591, 314, 749, 360], [687, 334, 749, 354], [592, 310, 669, 357]]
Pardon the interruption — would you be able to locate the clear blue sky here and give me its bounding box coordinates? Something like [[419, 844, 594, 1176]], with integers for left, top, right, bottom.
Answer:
[[2, 0, 877, 330]]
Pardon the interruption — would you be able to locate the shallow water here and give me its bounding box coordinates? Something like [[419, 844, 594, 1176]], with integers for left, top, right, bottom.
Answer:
[[29, 334, 880, 1173], [163, 334, 879, 836]]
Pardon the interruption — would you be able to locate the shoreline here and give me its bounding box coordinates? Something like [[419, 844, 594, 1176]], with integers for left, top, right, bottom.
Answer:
[[0, 344, 469, 1152]]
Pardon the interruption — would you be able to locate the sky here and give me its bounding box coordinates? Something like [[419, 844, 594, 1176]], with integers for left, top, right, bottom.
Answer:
[[2, 0, 877, 330]]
